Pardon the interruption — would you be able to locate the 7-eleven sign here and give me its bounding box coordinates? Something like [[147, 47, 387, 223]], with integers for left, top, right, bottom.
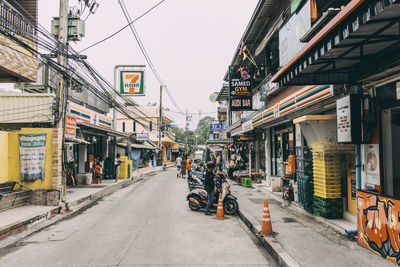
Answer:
[[119, 70, 145, 95]]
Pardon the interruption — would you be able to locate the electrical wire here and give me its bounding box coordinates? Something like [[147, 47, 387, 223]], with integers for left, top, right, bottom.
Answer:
[[79, 0, 165, 53], [118, 0, 184, 114]]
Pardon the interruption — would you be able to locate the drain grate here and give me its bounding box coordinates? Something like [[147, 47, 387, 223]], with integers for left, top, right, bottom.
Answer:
[[248, 198, 279, 205], [282, 217, 297, 223]]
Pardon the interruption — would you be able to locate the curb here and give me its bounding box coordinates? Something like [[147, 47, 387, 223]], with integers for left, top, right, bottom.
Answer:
[[237, 208, 301, 267], [0, 171, 157, 249], [255, 186, 357, 241]]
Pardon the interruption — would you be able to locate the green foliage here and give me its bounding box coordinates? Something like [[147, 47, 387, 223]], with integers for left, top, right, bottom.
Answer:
[[170, 116, 216, 155]]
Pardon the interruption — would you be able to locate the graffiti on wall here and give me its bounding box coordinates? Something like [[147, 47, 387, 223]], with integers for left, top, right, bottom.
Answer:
[[357, 191, 400, 264]]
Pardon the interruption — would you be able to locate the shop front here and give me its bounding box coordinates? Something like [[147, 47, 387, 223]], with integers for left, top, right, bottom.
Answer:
[[271, 0, 400, 263]]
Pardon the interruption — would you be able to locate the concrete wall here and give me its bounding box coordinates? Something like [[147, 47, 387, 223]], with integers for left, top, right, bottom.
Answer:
[[0, 131, 9, 182], [7, 128, 53, 190]]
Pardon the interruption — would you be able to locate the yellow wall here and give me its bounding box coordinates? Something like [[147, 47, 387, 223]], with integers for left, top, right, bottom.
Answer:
[[0, 131, 9, 182], [8, 128, 53, 190]]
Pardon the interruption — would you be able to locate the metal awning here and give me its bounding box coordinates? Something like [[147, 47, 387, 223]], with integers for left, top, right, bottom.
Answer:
[[206, 138, 233, 145], [216, 84, 229, 102], [117, 141, 156, 150], [65, 136, 90, 145], [77, 122, 128, 137], [272, 0, 400, 87]]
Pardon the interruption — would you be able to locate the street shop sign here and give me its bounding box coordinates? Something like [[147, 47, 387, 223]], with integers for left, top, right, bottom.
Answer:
[[229, 66, 253, 111], [136, 133, 149, 141], [18, 133, 47, 181], [119, 69, 145, 95], [210, 123, 223, 131], [65, 113, 77, 138]]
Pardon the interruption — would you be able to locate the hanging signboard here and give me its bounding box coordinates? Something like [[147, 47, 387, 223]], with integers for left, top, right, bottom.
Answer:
[[65, 113, 77, 138], [136, 133, 149, 141], [18, 133, 47, 181], [118, 69, 145, 95], [229, 66, 253, 111], [210, 124, 223, 131], [336, 94, 361, 143]]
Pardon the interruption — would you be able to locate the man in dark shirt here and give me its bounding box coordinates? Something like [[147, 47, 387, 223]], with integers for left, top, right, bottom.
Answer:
[[204, 162, 216, 215]]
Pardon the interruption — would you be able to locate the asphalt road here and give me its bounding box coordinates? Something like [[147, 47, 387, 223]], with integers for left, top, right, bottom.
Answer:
[[0, 170, 275, 267]]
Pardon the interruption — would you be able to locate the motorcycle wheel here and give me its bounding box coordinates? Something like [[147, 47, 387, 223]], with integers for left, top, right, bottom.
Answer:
[[188, 195, 201, 211], [224, 199, 238, 215]]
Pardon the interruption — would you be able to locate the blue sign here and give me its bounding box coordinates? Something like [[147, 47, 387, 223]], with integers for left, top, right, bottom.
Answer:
[[210, 124, 223, 131]]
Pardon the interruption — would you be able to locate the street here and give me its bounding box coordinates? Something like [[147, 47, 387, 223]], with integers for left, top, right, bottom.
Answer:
[[0, 170, 275, 267]]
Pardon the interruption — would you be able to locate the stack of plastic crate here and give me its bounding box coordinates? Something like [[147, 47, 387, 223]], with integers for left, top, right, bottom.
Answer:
[[296, 146, 313, 213], [103, 158, 115, 180], [311, 144, 343, 219]]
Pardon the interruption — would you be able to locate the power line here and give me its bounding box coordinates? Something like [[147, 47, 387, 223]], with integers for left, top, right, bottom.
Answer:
[[79, 0, 165, 53], [118, 0, 184, 113]]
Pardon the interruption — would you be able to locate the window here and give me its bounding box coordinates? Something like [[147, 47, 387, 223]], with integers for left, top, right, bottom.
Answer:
[[122, 122, 125, 132], [133, 121, 136, 132], [149, 121, 153, 131]]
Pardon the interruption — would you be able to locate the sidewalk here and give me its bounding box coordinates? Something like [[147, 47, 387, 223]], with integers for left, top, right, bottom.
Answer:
[[232, 183, 393, 267], [0, 165, 168, 247]]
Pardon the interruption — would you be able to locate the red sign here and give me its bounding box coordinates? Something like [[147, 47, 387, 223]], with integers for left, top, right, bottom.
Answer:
[[65, 114, 77, 138]]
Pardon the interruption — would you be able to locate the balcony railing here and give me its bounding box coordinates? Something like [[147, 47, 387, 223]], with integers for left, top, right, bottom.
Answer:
[[0, 1, 36, 39]]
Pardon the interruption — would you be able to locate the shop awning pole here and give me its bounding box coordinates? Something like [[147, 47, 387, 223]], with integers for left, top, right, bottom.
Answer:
[[355, 84, 362, 190]]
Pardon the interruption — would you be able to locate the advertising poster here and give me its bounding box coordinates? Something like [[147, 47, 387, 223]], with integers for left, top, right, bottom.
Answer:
[[229, 66, 253, 111], [337, 95, 351, 142], [364, 144, 380, 186], [119, 70, 145, 95], [18, 133, 47, 181], [65, 113, 77, 138]]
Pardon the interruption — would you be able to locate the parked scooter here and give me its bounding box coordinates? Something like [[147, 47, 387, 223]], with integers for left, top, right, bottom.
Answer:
[[187, 171, 205, 191], [186, 172, 239, 215]]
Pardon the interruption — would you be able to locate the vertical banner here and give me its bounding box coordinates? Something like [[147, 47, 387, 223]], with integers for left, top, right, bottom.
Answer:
[[18, 133, 47, 181], [229, 66, 253, 111], [65, 113, 77, 138]]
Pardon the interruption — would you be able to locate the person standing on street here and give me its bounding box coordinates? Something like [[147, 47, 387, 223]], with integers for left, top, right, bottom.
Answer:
[[204, 162, 216, 216], [181, 157, 187, 178], [115, 153, 123, 182], [176, 155, 182, 178]]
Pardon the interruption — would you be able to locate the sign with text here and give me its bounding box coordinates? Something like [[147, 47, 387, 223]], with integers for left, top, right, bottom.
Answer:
[[229, 66, 253, 111], [119, 70, 145, 95], [136, 133, 149, 141], [210, 123, 223, 131], [18, 133, 47, 181], [65, 113, 77, 138], [337, 94, 361, 143]]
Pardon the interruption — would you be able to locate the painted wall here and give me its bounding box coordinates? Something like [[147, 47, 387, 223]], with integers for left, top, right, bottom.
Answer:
[[0, 131, 9, 182], [7, 128, 53, 190], [357, 190, 400, 264]]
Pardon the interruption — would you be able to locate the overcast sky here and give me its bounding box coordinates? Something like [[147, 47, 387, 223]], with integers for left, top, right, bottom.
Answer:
[[38, 0, 258, 129]]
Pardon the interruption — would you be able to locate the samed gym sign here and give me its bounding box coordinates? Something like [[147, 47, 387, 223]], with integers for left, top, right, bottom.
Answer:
[[119, 70, 145, 95]]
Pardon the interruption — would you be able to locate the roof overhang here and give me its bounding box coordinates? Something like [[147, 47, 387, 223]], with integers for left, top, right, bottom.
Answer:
[[77, 122, 128, 137], [272, 0, 400, 86]]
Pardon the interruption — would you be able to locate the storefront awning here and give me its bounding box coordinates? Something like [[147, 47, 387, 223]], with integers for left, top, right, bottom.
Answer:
[[65, 136, 90, 145], [117, 141, 156, 150], [77, 122, 128, 137], [272, 0, 400, 87], [206, 138, 233, 145]]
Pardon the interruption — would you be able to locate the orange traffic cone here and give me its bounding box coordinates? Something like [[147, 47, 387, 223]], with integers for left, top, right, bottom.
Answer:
[[214, 193, 227, 220], [257, 199, 276, 236]]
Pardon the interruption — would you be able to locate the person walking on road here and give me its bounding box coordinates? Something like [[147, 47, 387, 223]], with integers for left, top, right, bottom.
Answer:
[[204, 162, 216, 216], [176, 155, 182, 178], [181, 157, 187, 178], [115, 153, 123, 182]]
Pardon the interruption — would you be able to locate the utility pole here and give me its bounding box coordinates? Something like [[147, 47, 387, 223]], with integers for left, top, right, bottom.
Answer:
[[159, 85, 163, 159], [55, 0, 69, 199]]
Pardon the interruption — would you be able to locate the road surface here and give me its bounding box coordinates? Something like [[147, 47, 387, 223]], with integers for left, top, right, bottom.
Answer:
[[0, 170, 275, 266]]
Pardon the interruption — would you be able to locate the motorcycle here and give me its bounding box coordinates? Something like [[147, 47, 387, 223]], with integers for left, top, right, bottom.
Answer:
[[187, 171, 205, 191], [186, 172, 239, 215]]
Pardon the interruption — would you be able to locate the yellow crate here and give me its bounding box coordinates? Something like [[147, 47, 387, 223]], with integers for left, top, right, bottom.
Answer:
[[314, 179, 341, 186], [314, 192, 342, 199], [314, 185, 341, 192], [314, 176, 340, 182]]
